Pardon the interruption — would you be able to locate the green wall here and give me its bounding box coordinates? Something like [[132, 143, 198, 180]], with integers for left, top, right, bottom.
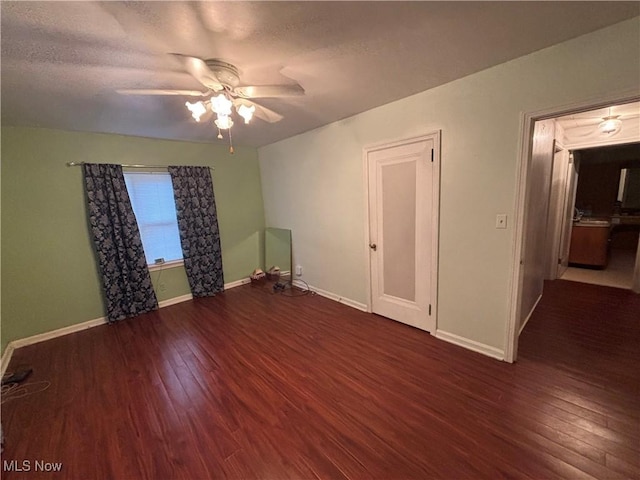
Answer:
[[1, 127, 265, 353]]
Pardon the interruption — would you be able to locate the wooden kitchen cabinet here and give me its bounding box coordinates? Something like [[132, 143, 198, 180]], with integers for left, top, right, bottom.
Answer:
[[569, 225, 610, 267]]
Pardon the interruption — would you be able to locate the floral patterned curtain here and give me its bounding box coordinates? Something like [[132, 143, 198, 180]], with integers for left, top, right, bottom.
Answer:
[[83, 163, 158, 322], [168, 166, 224, 297]]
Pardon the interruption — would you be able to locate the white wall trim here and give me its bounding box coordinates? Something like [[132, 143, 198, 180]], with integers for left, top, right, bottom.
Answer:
[[1, 279, 252, 372], [1, 289, 205, 374], [1, 344, 16, 377], [158, 293, 193, 309], [506, 89, 640, 364], [224, 277, 252, 289], [362, 141, 374, 313], [292, 280, 508, 362], [435, 330, 505, 361], [292, 280, 368, 312], [2, 316, 109, 376], [10, 316, 108, 350], [505, 109, 535, 364], [430, 132, 442, 331], [519, 293, 542, 336]]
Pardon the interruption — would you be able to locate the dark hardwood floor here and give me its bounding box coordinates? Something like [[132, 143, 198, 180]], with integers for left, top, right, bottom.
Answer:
[[2, 280, 639, 479]]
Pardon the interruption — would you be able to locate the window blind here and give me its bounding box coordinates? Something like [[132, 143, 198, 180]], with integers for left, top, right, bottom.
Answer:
[[124, 172, 183, 264]]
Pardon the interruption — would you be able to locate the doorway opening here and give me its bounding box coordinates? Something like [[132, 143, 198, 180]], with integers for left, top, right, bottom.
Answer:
[[560, 142, 640, 289], [507, 96, 640, 363]]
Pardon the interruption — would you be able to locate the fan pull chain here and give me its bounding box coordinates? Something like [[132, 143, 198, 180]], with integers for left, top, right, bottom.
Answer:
[[228, 127, 234, 154]]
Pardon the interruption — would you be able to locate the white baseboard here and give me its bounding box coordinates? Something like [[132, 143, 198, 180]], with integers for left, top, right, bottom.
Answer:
[[519, 293, 542, 336], [435, 329, 505, 361], [1, 291, 199, 374], [290, 281, 504, 362], [1, 344, 16, 377], [1, 316, 106, 377], [224, 277, 251, 289], [292, 280, 368, 312], [158, 293, 193, 308], [10, 316, 108, 351]]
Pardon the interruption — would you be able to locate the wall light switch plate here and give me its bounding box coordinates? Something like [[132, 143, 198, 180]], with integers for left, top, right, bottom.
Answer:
[[496, 214, 507, 229]]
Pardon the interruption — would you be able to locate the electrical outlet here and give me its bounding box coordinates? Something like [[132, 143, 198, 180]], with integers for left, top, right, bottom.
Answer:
[[159, 282, 166, 292], [496, 214, 507, 229], [295, 265, 303, 276]]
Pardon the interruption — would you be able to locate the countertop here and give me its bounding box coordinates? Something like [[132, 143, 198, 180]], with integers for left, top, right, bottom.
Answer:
[[572, 216, 640, 228], [573, 219, 610, 228], [610, 215, 640, 225]]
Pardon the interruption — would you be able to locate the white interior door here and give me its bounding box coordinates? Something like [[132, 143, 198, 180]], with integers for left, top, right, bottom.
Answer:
[[545, 146, 571, 280], [367, 134, 438, 333], [558, 153, 579, 277], [544, 144, 564, 280]]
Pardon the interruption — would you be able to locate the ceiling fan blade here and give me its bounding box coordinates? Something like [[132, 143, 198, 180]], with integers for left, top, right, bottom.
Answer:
[[176, 55, 225, 91], [116, 89, 209, 96], [234, 84, 305, 98], [233, 99, 283, 123]]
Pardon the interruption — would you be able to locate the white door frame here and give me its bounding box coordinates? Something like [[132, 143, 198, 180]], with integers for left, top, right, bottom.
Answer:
[[362, 131, 441, 332], [544, 142, 564, 281], [556, 150, 579, 279], [505, 89, 639, 363]]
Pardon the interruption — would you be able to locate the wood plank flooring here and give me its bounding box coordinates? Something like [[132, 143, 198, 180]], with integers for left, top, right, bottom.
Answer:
[[2, 280, 639, 479]]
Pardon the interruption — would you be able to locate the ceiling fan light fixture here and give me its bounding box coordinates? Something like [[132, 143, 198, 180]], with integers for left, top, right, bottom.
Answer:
[[185, 101, 206, 122], [211, 94, 233, 116], [237, 104, 255, 124], [205, 60, 240, 87], [121, 57, 301, 148], [599, 115, 622, 135], [214, 115, 234, 130]]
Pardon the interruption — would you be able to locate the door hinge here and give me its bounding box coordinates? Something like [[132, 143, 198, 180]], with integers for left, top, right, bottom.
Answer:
[[558, 258, 562, 265], [429, 304, 431, 315], [431, 149, 434, 162]]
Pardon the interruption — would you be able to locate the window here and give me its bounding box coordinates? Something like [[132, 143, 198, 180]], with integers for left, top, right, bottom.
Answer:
[[124, 171, 183, 265]]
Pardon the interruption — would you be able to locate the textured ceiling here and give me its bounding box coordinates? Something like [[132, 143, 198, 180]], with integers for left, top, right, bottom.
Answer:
[[2, 2, 639, 147]]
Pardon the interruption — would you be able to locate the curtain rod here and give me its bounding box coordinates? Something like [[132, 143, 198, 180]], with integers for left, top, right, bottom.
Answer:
[[66, 161, 214, 171]]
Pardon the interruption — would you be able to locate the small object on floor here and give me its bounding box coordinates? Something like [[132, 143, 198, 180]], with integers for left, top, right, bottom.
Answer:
[[2, 368, 33, 386], [250, 268, 266, 280], [250, 268, 267, 287], [267, 266, 281, 281]]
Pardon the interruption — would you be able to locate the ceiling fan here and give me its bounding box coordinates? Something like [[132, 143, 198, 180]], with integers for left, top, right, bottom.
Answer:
[[117, 55, 305, 149]]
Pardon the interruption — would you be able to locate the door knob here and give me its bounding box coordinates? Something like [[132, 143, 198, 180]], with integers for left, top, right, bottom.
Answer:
[[369, 243, 377, 251]]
